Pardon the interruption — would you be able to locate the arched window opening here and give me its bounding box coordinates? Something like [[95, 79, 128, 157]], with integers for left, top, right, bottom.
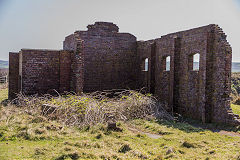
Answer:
[[166, 56, 170, 71], [193, 53, 200, 70], [145, 58, 149, 71], [188, 53, 200, 71], [142, 58, 149, 71]]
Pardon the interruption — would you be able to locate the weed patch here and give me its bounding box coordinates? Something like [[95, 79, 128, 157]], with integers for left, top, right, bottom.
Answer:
[[15, 90, 173, 128], [118, 144, 131, 153]]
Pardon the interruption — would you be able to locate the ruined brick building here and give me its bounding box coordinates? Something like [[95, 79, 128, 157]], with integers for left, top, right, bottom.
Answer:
[[9, 22, 240, 125]]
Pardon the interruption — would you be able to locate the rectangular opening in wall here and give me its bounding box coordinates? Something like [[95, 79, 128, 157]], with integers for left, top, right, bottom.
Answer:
[[142, 58, 149, 71], [193, 53, 200, 70], [188, 53, 200, 71], [166, 56, 170, 71]]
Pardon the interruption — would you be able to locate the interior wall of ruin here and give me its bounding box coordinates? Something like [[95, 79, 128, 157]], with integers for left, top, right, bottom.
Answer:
[[64, 22, 138, 93], [137, 24, 239, 124]]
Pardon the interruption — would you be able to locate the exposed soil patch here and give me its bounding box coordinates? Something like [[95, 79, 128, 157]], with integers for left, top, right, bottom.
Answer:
[[184, 120, 240, 137], [127, 127, 161, 139], [218, 130, 240, 137]]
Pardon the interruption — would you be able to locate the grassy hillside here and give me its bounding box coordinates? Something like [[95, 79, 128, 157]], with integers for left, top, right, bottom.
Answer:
[[0, 60, 8, 69], [0, 112, 240, 160], [231, 72, 240, 102], [233, 62, 240, 72], [0, 89, 240, 159]]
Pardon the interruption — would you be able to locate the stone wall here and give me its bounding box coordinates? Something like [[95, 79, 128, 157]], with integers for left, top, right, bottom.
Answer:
[[8, 52, 19, 99]]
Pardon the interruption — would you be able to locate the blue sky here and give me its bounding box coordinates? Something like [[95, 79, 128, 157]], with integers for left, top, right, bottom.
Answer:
[[0, 0, 240, 61], [235, 0, 240, 8]]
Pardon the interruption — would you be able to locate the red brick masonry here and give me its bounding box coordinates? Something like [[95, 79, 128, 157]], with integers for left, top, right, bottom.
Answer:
[[9, 22, 240, 125]]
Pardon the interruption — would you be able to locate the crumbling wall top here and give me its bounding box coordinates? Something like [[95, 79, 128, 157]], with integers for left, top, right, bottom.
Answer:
[[87, 22, 119, 33]]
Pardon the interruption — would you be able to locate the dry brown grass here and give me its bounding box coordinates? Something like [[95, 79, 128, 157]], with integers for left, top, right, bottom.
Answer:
[[1, 89, 240, 159], [13, 90, 173, 128]]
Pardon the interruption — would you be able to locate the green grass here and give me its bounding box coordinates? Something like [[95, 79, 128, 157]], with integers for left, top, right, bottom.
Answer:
[[0, 88, 8, 102], [231, 104, 240, 116], [0, 106, 240, 160], [1, 88, 240, 159]]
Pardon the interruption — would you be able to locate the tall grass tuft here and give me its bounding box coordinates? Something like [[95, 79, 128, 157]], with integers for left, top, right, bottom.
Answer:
[[14, 90, 173, 128]]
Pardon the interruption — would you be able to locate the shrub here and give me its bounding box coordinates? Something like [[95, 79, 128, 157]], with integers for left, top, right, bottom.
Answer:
[[14, 90, 173, 128], [234, 97, 240, 105], [118, 144, 131, 153], [181, 141, 196, 148]]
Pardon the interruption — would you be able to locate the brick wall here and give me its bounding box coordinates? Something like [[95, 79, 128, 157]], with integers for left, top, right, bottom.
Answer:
[[20, 49, 60, 95], [13, 49, 73, 96], [137, 26, 210, 119], [137, 24, 240, 125], [71, 33, 84, 94], [64, 22, 138, 93], [8, 52, 19, 99], [63, 34, 75, 51], [59, 50, 72, 93], [210, 25, 240, 125], [8, 22, 239, 125], [137, 40, 155, 92]]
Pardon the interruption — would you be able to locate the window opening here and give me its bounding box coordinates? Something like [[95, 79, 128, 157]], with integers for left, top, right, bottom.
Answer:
[[193, 53, 200, 70], [142, 58, 149, 71], [188, 53, 200, 71], [166, 56, 170, 71]]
